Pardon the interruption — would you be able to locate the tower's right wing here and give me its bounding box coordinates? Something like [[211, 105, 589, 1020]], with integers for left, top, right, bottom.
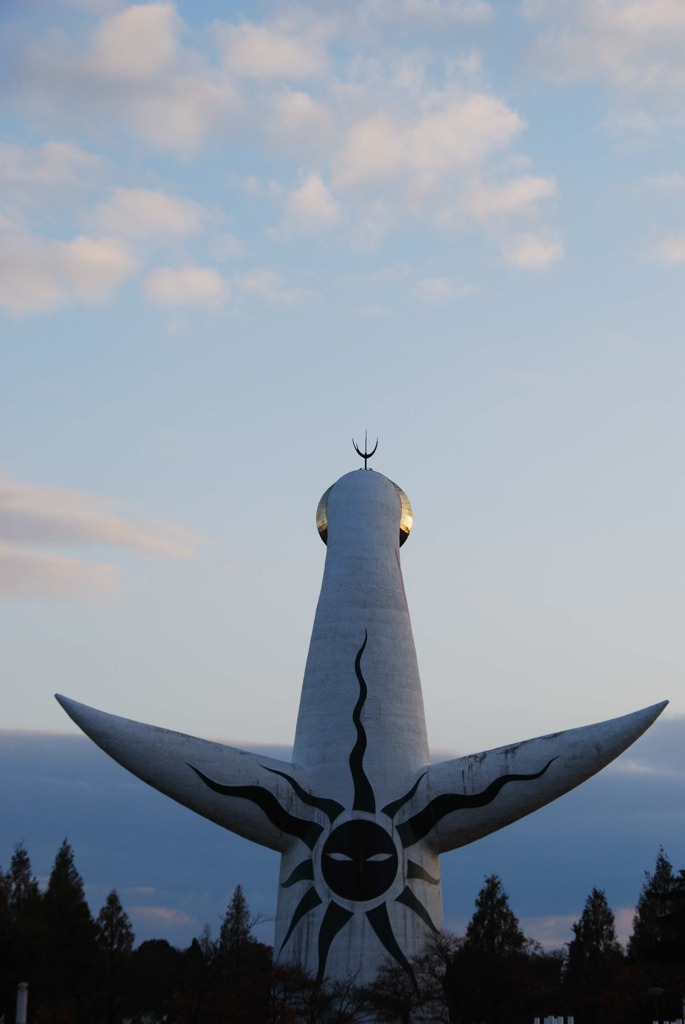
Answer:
[[393, 701, 667, 854]]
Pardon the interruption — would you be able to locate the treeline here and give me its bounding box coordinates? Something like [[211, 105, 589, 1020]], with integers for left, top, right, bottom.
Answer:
[[2, 841, 685, 1024]]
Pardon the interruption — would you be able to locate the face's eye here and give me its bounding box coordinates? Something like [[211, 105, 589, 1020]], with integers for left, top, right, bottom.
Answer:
[[321, 820, 399, 902]]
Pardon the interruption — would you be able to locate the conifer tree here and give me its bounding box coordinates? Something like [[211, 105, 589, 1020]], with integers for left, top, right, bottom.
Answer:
[[219, 884, 251, 957], [565, 888, 623, 1023], [464, 873, 526, 959], [96, 889, 134, 958], [5, 844, 41, 919], [568, 888, 621, 968], [628, 847, 675, 962], [96, 890, 135, 1024], [451, 875, 528, 1024], [40, 839, 98, 1019], [0, 845, 43, 1023]]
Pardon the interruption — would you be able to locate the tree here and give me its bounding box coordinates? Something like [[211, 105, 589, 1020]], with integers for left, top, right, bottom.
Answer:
[[449, 875, 529, 1024], [366, 935, 455, 1024], [96, 890, 135, 1024], [128, 939, 181, 1023], [4, 844, 41, 919], [219, 884, 251, 959], [39, 839, 98, 1022], [96, 890, 134, 958], [464, 874, 526, 959], [565, 889, 623, 1024], [0, 845, 43, 1023], [628, 848, 676, 962], [568, 888, 621, 967]]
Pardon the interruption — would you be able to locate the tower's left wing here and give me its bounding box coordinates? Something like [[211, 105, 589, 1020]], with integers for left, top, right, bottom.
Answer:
[[56, 695, 320, 853]]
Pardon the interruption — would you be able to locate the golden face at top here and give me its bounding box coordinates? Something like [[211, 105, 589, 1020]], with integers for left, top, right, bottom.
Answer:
[[316, 479, 413, 547]]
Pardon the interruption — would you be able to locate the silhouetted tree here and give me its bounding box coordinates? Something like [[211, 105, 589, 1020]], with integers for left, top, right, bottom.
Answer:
[[0, 844, 43, 1022], [38, 839, 98, 1023], [449, 874, 529, 1024], [629, 847, 675, 962], [95, 889, 134, 1024], [568, 888, 621, 967], [465, 874, 527, 959], [366, 935, 455, 1023], [219, 884, 251, 962], [5, 844, 41, 916], [129, 938, 182, 1022], [565, 888, 623, 1024]]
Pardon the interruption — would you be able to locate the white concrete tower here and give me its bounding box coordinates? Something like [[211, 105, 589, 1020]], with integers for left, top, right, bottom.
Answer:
[[56, 458, 667, 988]]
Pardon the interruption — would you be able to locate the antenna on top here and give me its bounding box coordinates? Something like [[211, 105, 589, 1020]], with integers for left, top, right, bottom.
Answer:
[[352, 431, 378, 469]]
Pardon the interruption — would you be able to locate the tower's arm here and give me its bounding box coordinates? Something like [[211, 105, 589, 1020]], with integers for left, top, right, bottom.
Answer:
[[55, 695, 317, 853], [394, 701, 667, 854]]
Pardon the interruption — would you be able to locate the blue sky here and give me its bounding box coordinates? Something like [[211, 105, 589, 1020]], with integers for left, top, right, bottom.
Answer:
[[1, 0, 684, 951]]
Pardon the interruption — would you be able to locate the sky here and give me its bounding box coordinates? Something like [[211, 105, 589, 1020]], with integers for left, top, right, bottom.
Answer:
[[1, 0, 684, 952]]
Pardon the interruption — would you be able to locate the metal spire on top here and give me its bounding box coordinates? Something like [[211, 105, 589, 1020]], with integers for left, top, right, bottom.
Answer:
[[352, 431, 378, 469]]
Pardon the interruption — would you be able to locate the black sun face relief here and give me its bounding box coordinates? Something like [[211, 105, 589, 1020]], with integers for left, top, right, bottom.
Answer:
[[322, 820, 398, 902], [188, 629, 556, 987]]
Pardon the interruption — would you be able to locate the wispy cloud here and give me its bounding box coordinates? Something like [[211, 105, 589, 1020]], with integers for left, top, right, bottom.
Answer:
[[2, 2, 561, 281], [650, 234, 685, 265], [18, 3, 239, 158], [217, 19, 331, 80], [0, 141, 104, 204], [143, 265, 230, 307], [520, 912, 576, 950], [0, 545, 121, 600], [130, 905, 196, 926], [524, 0, 685, 136], [91, 188, 205, 241], [235, 267, 306, 303], [0, 474, 207, 600], [501, 231, 563, 269], [0, 232, 137, 316], [414, 276, 474, 303]]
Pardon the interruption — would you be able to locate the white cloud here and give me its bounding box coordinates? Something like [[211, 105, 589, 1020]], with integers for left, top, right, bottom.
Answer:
[[143, 265, 229, 307], [524, 0, 685, 132], [0, 474, 207, 600], [335, 114, 406, 190], [408, 94, 524, 180], [0, 232, 137, 315], [370, 264, 412, 282], [650, 234, 685, 264], [461, 175, 557, 222], [130, 906, 196, 926], [0, 544, 121, 600], [644, 172, 685, 191], [269, 90, 334, 153], [210, 233, 246, 262], [236, 267, 302, 303], [219, 21, 329, 79], [332, 94, 525, 207], [0, 475, 205, 557], [124, 76, 238, 156], [0, 141, 102, 190], [4, 4, 558, 265], [502, 232, 563, 268], [414, 276, 461, 302], [359, 0, 492, 27], [92, 188, 204, 240], [90, 2, 180, 81], [282, 174, 341, 235], [519, 913, 576, 950], [19, 6, 240, 157]]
